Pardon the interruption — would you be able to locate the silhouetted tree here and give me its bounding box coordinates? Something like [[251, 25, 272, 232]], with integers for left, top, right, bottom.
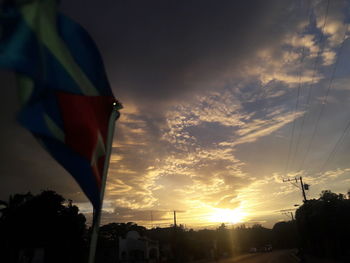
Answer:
[[216, 223, 233, 257], [272, 221, 298, 249], [99, 221, 146, 243], [295, 190, 350, 261], [0, 190, 86, 263], [94, 222, 146, 263], [185, 229, 217, 260]]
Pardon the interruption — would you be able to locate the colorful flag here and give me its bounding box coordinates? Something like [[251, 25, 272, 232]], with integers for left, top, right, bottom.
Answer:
[[0, 0, 121, 210]]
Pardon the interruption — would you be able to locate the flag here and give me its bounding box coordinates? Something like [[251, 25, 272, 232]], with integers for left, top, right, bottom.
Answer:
[[0, 0, 121, 210]]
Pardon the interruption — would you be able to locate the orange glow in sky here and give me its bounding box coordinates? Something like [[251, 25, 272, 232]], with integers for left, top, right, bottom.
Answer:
[[208, 208, 248, 224]]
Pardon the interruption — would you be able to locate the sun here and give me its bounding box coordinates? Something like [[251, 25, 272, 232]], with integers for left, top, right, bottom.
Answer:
[[209, 208, 247, 224]]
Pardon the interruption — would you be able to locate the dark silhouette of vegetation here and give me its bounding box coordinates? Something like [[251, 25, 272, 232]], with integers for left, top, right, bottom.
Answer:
[[95, 222, 147, 263], [0, 190, 86, 263], [99, 222, 147, 242], [148, 223, 276, 262], [236, 224, 273, 252], [272, 220, 298, 249], [295, 190, 350, 262], [0, 189, 298, 263], [4, 189, 349, 262]]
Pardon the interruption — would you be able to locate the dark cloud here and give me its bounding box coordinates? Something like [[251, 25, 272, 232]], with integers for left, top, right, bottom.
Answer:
[[185, 121, 236, 146], [61, 0, 302, 111]]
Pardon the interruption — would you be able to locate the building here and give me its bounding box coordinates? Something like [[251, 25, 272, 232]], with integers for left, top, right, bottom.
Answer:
[[119, 231, 159, 263]]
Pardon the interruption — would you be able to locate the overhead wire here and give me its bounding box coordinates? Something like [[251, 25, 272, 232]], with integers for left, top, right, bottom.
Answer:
[[284, 45, 307, 177], [291, 0, 330, 171], [298, 23, 349, 172], [283, 0, 313, 177], [318, 117, 350, 174], [315, 24, 350, 174]]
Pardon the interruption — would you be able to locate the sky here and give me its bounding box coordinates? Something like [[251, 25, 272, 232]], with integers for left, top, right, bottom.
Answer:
[[1, 0, 350, 229]]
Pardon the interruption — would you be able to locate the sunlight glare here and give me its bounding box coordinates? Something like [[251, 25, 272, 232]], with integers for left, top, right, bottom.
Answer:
[[209, 208, 247, 224]]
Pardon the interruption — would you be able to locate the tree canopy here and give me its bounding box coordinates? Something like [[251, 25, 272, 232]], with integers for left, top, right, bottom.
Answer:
[[0, 190, 87, 263], [295, 190, 350, 261]]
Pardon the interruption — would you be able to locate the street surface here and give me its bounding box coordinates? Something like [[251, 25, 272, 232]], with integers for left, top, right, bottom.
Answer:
[[219, 250, 298, 263]]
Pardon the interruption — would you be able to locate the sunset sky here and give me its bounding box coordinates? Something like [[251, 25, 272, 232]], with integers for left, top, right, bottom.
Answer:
[[1, 0, 350, 228]]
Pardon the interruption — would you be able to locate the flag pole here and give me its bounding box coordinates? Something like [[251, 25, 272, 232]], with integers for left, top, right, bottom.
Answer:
[[88, 101, 122, 263]]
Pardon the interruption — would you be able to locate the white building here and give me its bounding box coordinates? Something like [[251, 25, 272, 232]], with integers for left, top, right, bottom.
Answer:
[[119, 231, 159, 263]]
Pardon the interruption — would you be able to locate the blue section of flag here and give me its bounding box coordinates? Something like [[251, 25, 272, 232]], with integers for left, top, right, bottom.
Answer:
[[0, 6, 113, 97], [0, 12, 81, 95], [0, 1, 117, 210], [57, 15, 112, 96], [41, 136, 101, 209], [18, 92, 63, 137]]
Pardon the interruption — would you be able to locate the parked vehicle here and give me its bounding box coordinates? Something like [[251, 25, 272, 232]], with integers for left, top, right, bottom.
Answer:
[[249, 247, 257, 253]]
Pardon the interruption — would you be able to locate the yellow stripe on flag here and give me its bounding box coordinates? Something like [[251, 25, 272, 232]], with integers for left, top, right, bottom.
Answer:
[[20, 0, 99, 96]]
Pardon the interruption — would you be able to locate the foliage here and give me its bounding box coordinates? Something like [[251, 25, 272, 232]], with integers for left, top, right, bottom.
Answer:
[[231, 224, 273, 254], [0, 190, 86, 263], [272, 220, 298, 249], [6, 189, 350, 262], [147, 223, 276, 261], [99, 221, 146, 243], [295, 190, 350, 261]]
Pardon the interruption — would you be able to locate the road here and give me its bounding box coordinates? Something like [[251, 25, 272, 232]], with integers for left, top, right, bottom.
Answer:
[[218, 250, 299, 263]]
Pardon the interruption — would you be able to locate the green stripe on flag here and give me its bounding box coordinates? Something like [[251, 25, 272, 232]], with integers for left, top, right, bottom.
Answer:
[[20, 0, 99, 96], [17, 74, 34, 106], [43, 113, 65, 142]]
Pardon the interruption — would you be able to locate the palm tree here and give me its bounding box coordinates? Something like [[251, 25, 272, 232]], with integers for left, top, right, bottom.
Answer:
[[0, 192, 33, 220]]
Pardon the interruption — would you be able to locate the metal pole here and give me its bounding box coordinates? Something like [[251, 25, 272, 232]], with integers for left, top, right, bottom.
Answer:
[[88, 104, 120, 263], [151, 211, 153, 229], [300, 176, 307, 202], [173, 210, 177, 227]]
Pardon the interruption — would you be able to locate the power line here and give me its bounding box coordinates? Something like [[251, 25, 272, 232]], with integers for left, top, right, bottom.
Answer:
[[284, 0, 313, 177], [318, 116, 350, 174], [298, 23, 349, 172], [284, 45, 307, 177], [291, 0, 330, 171], [283, 176, 308, 202]]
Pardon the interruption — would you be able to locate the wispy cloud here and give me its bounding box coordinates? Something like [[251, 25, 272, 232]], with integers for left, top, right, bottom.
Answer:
[[2, 0, 350, 230]]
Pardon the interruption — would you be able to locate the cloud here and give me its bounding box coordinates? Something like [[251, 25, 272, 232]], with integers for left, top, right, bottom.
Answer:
[[332, 76, 350, 91], [285, 34, 319, 55], [322, 49, 337, 65], [82, 0, 350, 227], [2, 0, 350, 230], [319, 167, 350, 181], [61, 0, 310, 110], [314, 0, 348, 47], [216, 195, 240, 209]]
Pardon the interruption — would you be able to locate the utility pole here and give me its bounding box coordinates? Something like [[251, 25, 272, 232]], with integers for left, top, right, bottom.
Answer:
[[150, 211, 153, 229], [299, 176, 307, 202], [283, 176, 308, 202], [173, 210, 178, 263], [279, 209, 295, 221], [173, 210, 177, 228]]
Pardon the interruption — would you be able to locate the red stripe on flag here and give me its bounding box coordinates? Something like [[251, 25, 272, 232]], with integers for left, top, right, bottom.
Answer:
[[56, 92, 115, 189]]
